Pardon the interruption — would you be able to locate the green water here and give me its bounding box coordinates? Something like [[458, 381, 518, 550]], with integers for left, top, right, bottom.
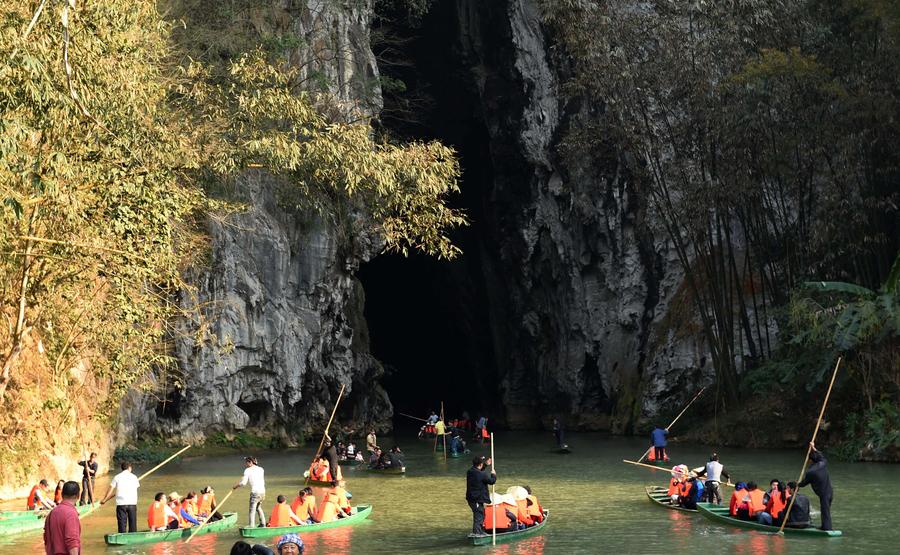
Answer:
[[2, 433, 897, 554]]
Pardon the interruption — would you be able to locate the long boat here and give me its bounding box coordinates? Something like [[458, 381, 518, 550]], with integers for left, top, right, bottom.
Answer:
[[239, 504, 372, 538], [468, 510, 550, 546], [0, 505, 93, 523], [363, 465, 405, 475], [696, 503, 842, 537], [645, 485, 696, 513], [103, 512, 238, 545]]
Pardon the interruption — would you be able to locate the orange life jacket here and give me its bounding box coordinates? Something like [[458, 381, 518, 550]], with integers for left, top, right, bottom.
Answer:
[[481, 427, 490, 439], [526, 495, 543, 522], [746, 489, 766, 516], [291, 495, 316, 520], [147, 501, 167, 530], [26, 485, 41, 510], [171, 502, 187, 528], [311, 460, 331, 481], [766, 491, 787, 519], [317, 492, 342, 522], [729, 490, 744, 516], [197, 493, 215, 515], [54, 489, 62, 504], [667, 479, 681, 497], [647, 449, 669, 462], [679, 481, 691, 497], [484, 502, 514, 530], [333, 487, 351, 511], [269, 503, 293, 527], [515, 499, 534, 526]]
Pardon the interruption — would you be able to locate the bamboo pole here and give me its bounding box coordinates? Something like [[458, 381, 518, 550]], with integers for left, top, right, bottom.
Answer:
[[305, 383, 345, 486], [491, 433, 496, 546], [622, 459, 735, 487], [776, 357, 842, 535], [441, 401, 447, 461], [638, 386, 707, 463], [185, 489, 234, 543], [397, 412, 428, 422], [138, 445, 192, 481]]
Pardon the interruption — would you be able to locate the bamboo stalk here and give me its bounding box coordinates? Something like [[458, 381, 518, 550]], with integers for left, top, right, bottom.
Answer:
[[776, 357, 842, 535], [638, 386, 707, 463], [397, 412, 428, 422], [491, 433, 496, 546], [185, 489, 234, 543], [138, 445, 192, 481], [305, 383, 345, 486], [441, 401, 447, 461]]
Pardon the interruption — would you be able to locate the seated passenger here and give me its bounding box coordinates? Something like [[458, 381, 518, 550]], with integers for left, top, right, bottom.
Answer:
[[387, 446, 404, 468], [167, 492, 187, 528], [291, 487, 318, 524], [506, 487, 533, 527], [368, 448, 383, 469], [317, 490, 349, 523], [667, 474, 682, 503], [728, 482, 747, 516], [523, 486, 544, 523], [27, 480, 56, 511], [180, 491, 202, 526], [309, 456, 331, 482], [678, 477, 701, 510], [484, 494, 519, 532], [268, 495, 305, 527], [736, 481, 765, 521], [345, 442, 357, 461], [197, 486, 222, 522], [757, 481, 787, 526], [147, 492, 180, 531]]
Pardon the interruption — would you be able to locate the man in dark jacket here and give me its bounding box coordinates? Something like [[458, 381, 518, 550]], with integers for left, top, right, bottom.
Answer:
[[798, 442, 834, 530], [465, 456, 496, 536], [781, 481, 812, 528]]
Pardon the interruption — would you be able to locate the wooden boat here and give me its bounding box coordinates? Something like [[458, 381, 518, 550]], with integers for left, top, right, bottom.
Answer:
[[304, 477, 337, 488], [103, 512, 238, 545], [363, 465, 406, 475], [0, 505, 92, 523], [239, 504, 372, 538], [468, 510, 549, 545], [696, 503, 842, 537], [645, 485, 696, 513]]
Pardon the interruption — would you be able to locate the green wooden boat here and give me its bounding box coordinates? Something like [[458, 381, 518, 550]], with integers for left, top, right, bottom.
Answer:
[[696, 503, 842, 537], [0, 505, 92, 523], [239, 504, 372, 538], [468, 510, 549, 546], [103, 512, 238, 545], [304, 478, 336, 488], [645, 485, 696, 513], [363, 465, 405, 475]]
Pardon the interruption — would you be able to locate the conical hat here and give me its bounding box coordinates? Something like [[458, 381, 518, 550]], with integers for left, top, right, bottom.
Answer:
[[506, 486, 528, 501], [490, 492, 514, 505]]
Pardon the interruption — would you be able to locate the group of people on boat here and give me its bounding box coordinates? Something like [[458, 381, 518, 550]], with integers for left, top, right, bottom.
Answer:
[[25, 453, 100, 513], [663, 442, 835, 531], [465, 455, 544, 537], [146, 487, 222, 530], [266, 482, 352, 528], [417, 410, 490, 444], [367, 445, 405, 469]]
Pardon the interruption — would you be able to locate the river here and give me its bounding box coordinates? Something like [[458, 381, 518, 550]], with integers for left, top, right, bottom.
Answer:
[[1, 432, 896, 554]]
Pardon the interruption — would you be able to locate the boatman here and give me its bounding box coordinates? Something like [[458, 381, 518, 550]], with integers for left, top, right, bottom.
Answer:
[[694, 453, 729, 504], [77, 453, 98, 506], [43, 481, 81, 555], [99, 462, 140, 533], [465, 455, 497, 536], [233, 456, 267, 528], [650, 425, 668, 462], [552, 418, 565, 448], [366, 429, 378, 454], [798, 441, 834, 530]]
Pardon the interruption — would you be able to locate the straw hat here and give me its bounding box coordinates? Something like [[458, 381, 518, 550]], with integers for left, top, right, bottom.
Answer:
[[168, 491, 181, 501], [489, 492, 514, 505], [506, 486, 528, 501]]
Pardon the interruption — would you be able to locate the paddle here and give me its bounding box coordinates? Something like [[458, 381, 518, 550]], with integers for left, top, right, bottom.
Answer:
[[637, 386, 707, 463], [305, 383, 346, 486], [185, 489, 234, 543], [397, 412, 428, 422], [776, 356, 842, 536], [622, 459, 735, 487], [490, 432, 496, 547]]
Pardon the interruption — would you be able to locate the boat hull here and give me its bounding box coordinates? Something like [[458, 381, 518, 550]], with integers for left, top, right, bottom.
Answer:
[[645, 486, 696, 513], [239, 504, 372, 538], [103, 512, 238, 545], [468, 510, 549, 545], [697, 503, 842, 537]]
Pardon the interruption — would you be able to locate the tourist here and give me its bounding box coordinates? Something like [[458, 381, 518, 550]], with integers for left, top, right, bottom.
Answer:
[[291, 487, 318, 523], [475, 415, 486, 440], [757, 481, 787, 526], [695, 453, 729, 504], [147, 492, 179, 531], [268, 495, 305, 527], [465, 455, 497, 536], [179, 492, 202, 525], [28, 479, 56, 511], [799, 441, 834, 530], [77, 453, 98, 506], [427, 411, 439, 425], [678, 477, 702, 510], [484, 493, 519, 533], [276, 533, 304, 554], [650, 425, 668, 462], [309, 455, 331, 481], [198, 486, 222, 521], [366, 428, 378, 454], [728, 482, 747, 516], [230, 540, 276, 555], [99, 462, 140, 533], [233, 456, 266, 527], [54, 481, 64, 504], [368, 447, 383, 469], [782, 481, 812, 528], [762, 479, 781, 507], [336, 441, 347, 459], [387, 445, 404, 468], [667, 472, 682, 504], [524, 485, 544, 523], [345, 442, 359, 461], [43, 480, 80, 555], [736, 481, 766, 520], [317, 487, 349, 522]]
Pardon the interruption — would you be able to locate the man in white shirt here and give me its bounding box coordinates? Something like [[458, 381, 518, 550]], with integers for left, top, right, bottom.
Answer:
[[233, 456, 266, 527], [99, 461, 140, 533]]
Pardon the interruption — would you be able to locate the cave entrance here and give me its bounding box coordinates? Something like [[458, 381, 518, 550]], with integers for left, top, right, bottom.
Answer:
[[359, 0, 500, 424]]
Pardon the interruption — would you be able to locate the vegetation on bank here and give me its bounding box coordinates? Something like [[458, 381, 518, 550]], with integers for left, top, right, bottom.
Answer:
[[0, 0, 464, 478], [541, 0, 899, 458]]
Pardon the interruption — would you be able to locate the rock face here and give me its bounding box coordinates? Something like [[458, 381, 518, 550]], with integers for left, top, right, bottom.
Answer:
[[437, 0, 715, 431], [121, 0, 390, 442]]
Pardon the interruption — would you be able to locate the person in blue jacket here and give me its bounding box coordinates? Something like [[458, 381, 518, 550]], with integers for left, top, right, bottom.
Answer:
[[650, 426, 669, 461]]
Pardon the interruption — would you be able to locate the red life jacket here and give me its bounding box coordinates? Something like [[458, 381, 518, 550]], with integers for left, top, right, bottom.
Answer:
[[26, 485, 41, 510], [766, 491, 787, 519], [147, 501, 167, 530], [481, 427, 490, 439], [268, 503, 292, 527], [746, 489, 766, 516], [484, 502, 514, 530], [729, 490, 744, 516]]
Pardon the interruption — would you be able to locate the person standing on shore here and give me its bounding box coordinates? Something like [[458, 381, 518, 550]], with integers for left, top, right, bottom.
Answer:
[[44, 481, 81, 555], [77, 453, 98, 506], [233, 456, 266, 527], [99, 462, 140, 533], [465, 455, 497, 536]]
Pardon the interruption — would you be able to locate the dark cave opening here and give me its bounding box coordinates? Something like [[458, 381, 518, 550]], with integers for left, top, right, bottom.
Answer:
[[358, 0, 500, 422]]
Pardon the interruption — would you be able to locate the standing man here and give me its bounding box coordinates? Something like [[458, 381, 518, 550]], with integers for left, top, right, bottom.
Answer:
[[43, 481, 81, 555], [99, 462, 140, 533], [465, 455, 497, 536], [366, 428, 378, 454], [798, 441, 834, 530], [650, 425, 669, 461], [322, 435, 341, 481], [77, 452, 98, 506], [233, 456, 266, 527], [552, 418, 565, 448], [695, 453, 729, 504]]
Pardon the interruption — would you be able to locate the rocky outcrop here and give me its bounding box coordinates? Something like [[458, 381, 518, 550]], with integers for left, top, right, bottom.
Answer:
[[121, 0, 390, 442], [443, 0, 715, 431]]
